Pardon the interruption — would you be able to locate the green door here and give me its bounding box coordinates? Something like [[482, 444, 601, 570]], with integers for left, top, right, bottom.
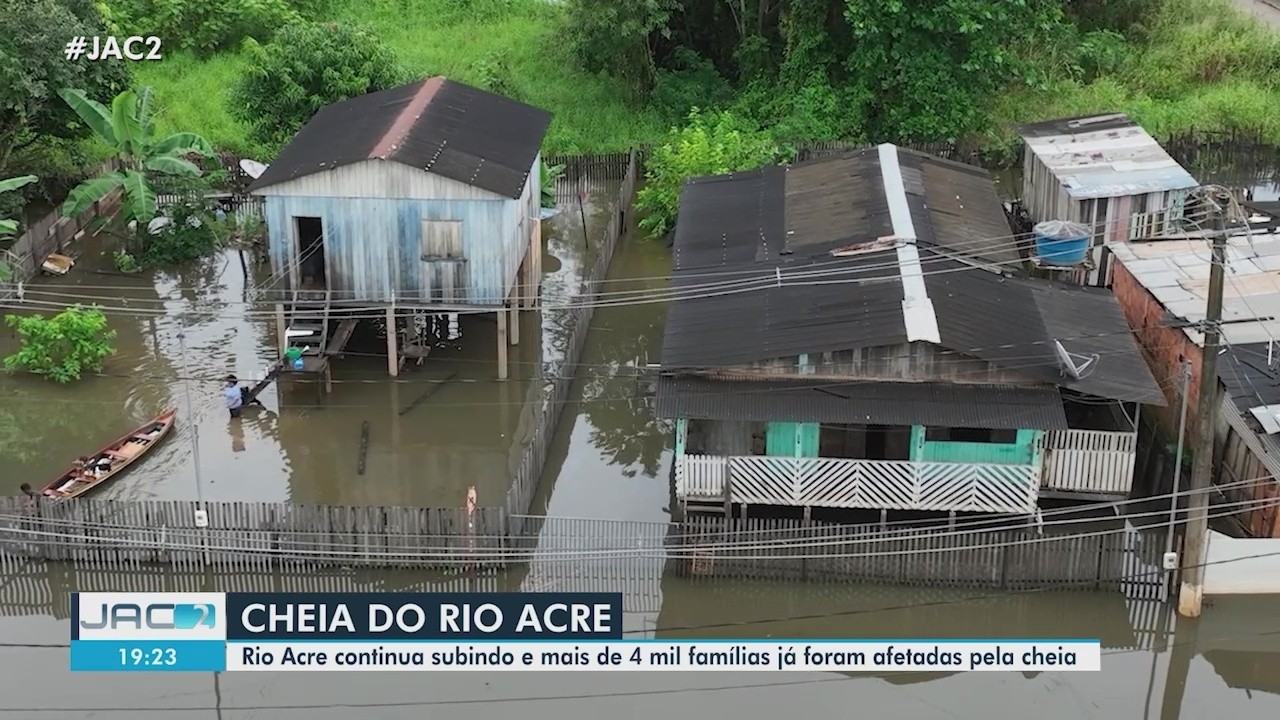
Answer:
[[765, 422, 819, 457]]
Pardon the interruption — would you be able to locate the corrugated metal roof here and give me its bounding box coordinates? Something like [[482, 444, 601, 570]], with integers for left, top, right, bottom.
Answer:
[[1110, 230, 1280, 347], [1018, 113, 1197, 199], [1219, 342, 1280, 436], [654, 376, 1069, 429], [660, 145, 1165, 405], [250, 77, 551, 198]]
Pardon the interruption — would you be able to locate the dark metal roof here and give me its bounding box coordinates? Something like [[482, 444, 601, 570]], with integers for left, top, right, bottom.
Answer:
[[654, 376, 1069, 429], [1015, 113, 1137, 139], [249, 77, 551, 198], [659, 145, 1166, 406], [1220, 343, 1280, 434]]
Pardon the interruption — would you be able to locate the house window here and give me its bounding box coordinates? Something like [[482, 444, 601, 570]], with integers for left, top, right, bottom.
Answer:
[[924, 427, 1018, 444], [420, 220, 463, 260]]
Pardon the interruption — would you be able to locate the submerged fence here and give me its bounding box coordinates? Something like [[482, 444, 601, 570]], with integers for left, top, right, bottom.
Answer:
[[502, 149, 641, 533], [0, 495, 1168, 601]]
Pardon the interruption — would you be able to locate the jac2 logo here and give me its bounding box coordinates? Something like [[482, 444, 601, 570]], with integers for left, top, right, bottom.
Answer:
[[80, 603, 216, 630]]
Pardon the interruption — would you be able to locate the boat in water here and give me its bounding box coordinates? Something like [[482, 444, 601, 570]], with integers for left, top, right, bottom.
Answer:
[[39, 409, 177, 499]]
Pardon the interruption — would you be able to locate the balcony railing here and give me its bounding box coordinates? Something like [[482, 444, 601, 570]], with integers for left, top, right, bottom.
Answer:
[[677, 454, 1039, 515], [1041, 429, 1138, 495]]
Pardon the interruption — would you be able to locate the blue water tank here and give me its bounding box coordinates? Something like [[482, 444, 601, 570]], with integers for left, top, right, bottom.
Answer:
[[1033, 220, 1092, 266]]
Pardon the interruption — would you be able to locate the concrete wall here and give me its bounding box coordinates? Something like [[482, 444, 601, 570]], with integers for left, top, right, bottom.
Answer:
[[1203, 530, 1280, 594]]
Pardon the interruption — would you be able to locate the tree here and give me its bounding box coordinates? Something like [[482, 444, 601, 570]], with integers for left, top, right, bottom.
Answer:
[[635, 108, 787, 240], [57, 86, 214, 229], [231, 22, 406, 150], [4, 306, 117, 383], [843, 0, 1067, 141], [0, 0, 131, 176]]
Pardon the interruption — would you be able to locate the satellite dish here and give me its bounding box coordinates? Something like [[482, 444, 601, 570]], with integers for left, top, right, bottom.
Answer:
[[240, 159, 268, 179], [1054, 340, 1098, 380]]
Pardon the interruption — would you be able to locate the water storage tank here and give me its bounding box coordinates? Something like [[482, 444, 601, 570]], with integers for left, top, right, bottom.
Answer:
[[1033, 220, 1091, 266]]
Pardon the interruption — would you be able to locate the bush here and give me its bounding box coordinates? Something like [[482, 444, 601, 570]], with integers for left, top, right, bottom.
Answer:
[[634, 109, 788, 240], [231, 22, 406, 150], [107, 0, 302, 55], [4, 306, 117, 383], [142, 198, 219, 266]]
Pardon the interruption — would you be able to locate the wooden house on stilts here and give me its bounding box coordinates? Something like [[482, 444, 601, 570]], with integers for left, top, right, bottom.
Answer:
[[250, 76, 552, 381]]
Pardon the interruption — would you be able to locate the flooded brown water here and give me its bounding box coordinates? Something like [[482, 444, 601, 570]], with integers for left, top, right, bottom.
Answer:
[[3, 170, 1280, 717]]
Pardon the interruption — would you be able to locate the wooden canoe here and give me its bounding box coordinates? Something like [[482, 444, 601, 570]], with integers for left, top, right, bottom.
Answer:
[[40, 409, 177, 500]]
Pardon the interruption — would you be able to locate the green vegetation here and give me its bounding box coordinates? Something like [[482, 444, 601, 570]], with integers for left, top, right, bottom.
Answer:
[[992, 0, 1280, 147], [635, 109, 789, 239], [132, 0, 668, 157], [59, 86, 214, 242], [0, 175, 38, 238], [232, 22, 405, 149], [4, 306, 117, 383], [106, 0, 303, 55], [540, 161, 564, 209]]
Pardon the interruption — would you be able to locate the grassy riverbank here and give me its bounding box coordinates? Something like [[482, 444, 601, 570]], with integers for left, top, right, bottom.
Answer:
[[134, 0, 1280, 158], [991, 0, 1280, 150], [136, 0, 668, 157]]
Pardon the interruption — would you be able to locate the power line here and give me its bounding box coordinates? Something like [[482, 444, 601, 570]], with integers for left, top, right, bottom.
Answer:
[[4, 490, 1274, 562]]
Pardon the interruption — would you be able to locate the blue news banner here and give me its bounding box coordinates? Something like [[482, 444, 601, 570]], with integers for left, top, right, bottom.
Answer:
[[71, 592, 1102, 672]]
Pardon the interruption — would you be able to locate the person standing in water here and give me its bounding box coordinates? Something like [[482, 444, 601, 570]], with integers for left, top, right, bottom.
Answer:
[[223, 375, 244, 419]]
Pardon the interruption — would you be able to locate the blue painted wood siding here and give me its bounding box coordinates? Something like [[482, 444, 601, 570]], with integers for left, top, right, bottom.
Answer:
[[264, 194, 526, 306]]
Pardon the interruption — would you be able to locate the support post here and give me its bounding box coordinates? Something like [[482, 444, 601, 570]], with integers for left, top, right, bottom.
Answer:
[[532, 220, 543, 308], [509, 293, 519, 346], [385, 306, 398, 378], [275, 303, 287, 358], [1166, 362, 1192, 561], [1179, 189, 1233, 619], [496, 307, 509, 380]]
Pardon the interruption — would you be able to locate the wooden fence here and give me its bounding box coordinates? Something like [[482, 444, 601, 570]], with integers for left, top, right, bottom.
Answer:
[[502, 149, 641, 533], [671, 514, 1170, 596], [2, 160, 123, 287], [0, 494, 1168, 600]]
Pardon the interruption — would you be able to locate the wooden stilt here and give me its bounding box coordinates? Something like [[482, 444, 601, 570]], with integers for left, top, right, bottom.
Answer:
[[275, 304, 287, 358], [532, 221, 542, 308], [385, 306, 398, 378], [497, 306, 509, 380], [509, 295, 519, 346]]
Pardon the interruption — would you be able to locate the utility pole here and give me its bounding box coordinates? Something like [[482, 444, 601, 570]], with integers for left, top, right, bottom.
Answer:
[[1166, 360, 1192, 561], [1178, 188, 1234, 618]]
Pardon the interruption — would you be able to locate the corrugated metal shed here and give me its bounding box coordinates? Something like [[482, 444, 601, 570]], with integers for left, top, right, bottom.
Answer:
[[250, 77, 551, 199], [660, 144, 1165, 405], [654, 376, 1069, 429], [1018, 114, 1197, 200], [1110, 230, 1280, 347]]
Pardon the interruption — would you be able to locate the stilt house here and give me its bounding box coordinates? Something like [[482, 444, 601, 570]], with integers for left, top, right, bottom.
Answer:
[[250, 77, 552, 378], [1018, 113, 1198, 287], [658, 144, 1166, 519]]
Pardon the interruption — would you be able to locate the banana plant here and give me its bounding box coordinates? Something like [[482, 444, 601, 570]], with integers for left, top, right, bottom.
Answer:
[[0, 175, 37, 282], [0, 175, 38, 238], [58, 87, 214, 226]]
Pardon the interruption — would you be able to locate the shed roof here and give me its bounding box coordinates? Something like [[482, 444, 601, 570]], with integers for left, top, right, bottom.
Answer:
[[1017, 113, 1197, 200], [1110, 230, 1280, 347], [654, 376, 1070, 429], [249, 77, 551, 199], [659, 144, 1165, 406]]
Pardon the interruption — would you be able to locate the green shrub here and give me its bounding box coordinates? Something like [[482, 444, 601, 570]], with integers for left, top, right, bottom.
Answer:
[[108, 0, 303, 55], [635, 109, 788, 240], [4, 306, 117, 383], [113, 249, 140, 273], [142, 198, 218, 266], [231, 22, 406, 150]]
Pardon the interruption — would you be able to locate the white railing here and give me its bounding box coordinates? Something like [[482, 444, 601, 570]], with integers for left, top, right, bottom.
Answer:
[[1042, 429, 1138, 495], [676, 454, 1039, 515]]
